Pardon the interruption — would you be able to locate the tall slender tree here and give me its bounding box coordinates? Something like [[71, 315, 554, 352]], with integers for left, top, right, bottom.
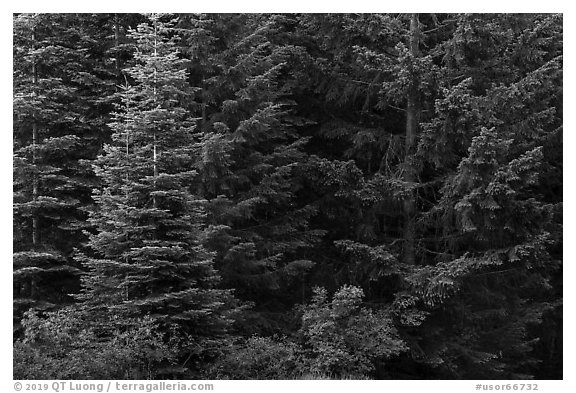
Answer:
[[392, 13, 563, 379], [402, 13, 422, 265], [186, 15, 325, 325], [13, 14, 116, 330], [77, 14, 236, 341]]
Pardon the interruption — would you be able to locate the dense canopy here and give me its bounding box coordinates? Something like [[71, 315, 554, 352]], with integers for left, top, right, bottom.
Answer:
[[13, 13, 562, 380]]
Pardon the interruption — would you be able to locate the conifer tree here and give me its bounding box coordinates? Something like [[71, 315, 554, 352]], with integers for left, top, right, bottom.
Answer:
[[392, 13, 563, 379], [13, 14, 116, 329], [78, 14, 236, 340], [188, 14, 325, 319], [292, 13, 562, 378]]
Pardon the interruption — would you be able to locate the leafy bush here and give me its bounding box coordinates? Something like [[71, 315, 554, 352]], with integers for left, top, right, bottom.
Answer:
[[298, 285, 407, 379], [205, 335, 303, 379], [206, 285, 408, 379], [14, 309, 179, 379]]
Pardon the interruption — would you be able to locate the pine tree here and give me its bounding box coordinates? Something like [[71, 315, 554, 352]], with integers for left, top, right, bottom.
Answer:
[[391, 13, 563, 379], [13, 13, 116, 331], [187, 14, 325, 323], [77, 14, 236, 343], [289, 13, 432, 293]]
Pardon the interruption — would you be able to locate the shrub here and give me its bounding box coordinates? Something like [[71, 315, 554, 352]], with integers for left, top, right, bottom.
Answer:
[[13, 309, 178, 379], [298, 285, 407, 379], [206, 335, 303, 379]]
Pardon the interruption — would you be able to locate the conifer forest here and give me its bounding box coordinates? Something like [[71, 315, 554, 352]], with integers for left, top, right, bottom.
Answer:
[[13, 13, 563, 380]]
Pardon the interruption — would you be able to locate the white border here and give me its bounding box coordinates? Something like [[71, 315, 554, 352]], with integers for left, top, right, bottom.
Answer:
[[1, 4, 571, 391]]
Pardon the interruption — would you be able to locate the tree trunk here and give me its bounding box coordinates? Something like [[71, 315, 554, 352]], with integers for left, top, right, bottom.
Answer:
[[152, 21, 158, 209], [114, 14, 121, 79], [402, 13, 421, 265], [31, 27, 40, 248]]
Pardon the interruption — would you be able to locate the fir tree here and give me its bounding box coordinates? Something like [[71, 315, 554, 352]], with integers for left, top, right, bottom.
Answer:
[[392, 14, 563, 379], [188, 14, 325, 322], [77, 14, 236, 345], [13, 13, 116, 331]]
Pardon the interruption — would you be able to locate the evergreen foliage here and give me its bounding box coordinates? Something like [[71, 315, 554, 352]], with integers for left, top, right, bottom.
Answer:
[[76, 16, 237, 371], [13, 13, 562, 380], [187, 14, 325, 312], [13, 13, 116, 331]]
